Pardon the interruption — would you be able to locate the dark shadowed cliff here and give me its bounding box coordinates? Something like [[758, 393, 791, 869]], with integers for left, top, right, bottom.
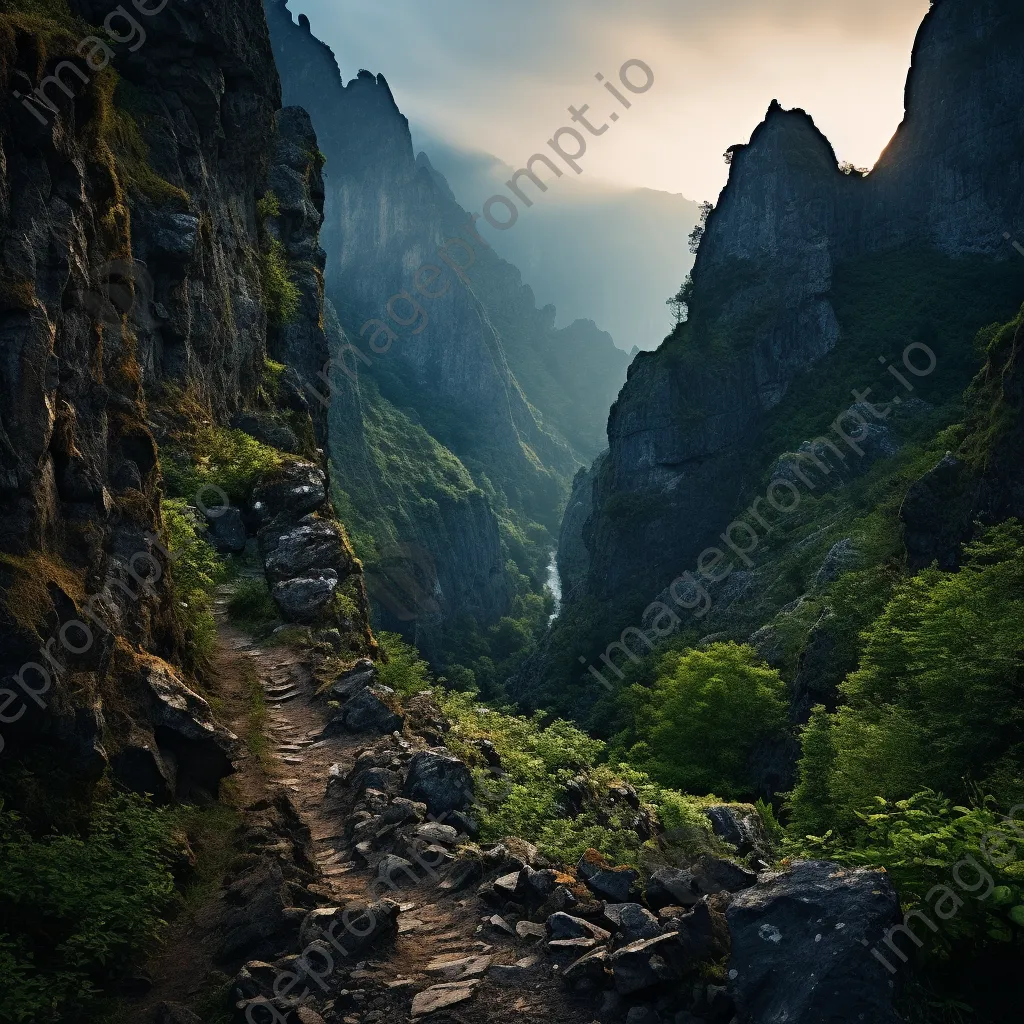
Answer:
[[0, 0, 371, 800]]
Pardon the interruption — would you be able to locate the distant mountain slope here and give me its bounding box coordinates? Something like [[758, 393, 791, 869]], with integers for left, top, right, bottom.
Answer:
[[264, 0, 632, 657], [415, 133, 701, 353]]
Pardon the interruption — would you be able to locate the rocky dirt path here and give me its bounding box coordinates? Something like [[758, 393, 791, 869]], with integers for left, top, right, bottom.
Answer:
[[210, 600, 595, 1024]]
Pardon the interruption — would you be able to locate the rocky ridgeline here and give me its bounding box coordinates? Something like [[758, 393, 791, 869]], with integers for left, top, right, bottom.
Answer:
[[179, 661, 904, 1024]]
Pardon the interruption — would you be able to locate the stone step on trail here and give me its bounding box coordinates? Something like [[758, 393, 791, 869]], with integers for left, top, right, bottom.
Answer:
[[411, 981, 480, 1018]]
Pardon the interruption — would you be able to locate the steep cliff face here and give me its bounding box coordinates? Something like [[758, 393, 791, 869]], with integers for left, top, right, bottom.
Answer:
[[563, 0, 1024, 637], [0, 0, 371, 794], [265, 2, 628, 470], [262, 0, 632, 652], [867, 0, 1024, 255], [902, 308, 1024, 570]]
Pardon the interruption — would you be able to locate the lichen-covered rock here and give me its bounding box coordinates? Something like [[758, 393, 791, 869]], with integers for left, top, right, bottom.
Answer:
[[403, 749, 474, 815], [260, 515, 354, 583], [602, 904, 662, 943], [330, 659, 376, 700], [703, 805, 773, 863], [577, 849, 642, 903], [271, 573, 339, 622], [339, 687, 404, 734], [727, 860, 902, 1024]]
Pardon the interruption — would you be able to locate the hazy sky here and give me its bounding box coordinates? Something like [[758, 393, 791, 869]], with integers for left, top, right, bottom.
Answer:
[[286, 0, 930, 203]]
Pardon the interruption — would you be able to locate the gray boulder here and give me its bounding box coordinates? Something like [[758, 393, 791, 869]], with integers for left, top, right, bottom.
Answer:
[[404, 749, 474, 815], [412, 821, 461, 846], [482, 837, 541, 872], [609, 933, 683, 994], [141, 659, 238, 799], [299, 899, 400, 956], [271, 573, 339, 622], [673, 896, 732, 967], [340, 687, 404, 734], [577, 850, 642, 902], [330, 659, 376, 701], [350, 766, 402, 794], [704, 804, 773, 863], [380, 798, 425, 826], [205, 506, 247, 553], [260, 515, 353, 583], [727, 860, 902, 1024], [376, 854, 418, 887], [602, 903, 662, 942], [692, 856, 758, 895], [646, 867, 700, 910], [249, 460, 326, 526]]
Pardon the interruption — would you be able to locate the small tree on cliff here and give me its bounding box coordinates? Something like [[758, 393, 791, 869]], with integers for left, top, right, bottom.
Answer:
[[688, 201, 714, 255]]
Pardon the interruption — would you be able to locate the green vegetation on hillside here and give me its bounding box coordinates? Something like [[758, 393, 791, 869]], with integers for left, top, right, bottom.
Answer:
[[612, 643, 789, 798], [789, 520, 1024, 835], [0, 794, 179, 1024], [376, 632, 723, 867], [163, 499, 230, 669], [331, 380, 557, 694]]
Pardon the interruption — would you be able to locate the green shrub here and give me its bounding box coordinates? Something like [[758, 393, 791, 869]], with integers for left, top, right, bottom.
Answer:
[[376, 631, 435, 696], [788, 521, 1024, 833], [793, 791, 1024, 959], [612, 643, 789, 798], [0, 794, 178, 1023], [163, 426, 282, 504], [227, 576, 279, 636], [163, 500, 228, 667], [261, 239, 300, 326], [433, 689, 714, 866]]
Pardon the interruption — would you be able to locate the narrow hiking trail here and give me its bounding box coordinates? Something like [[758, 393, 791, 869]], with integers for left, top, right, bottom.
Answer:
[[193, 590, 596, 1024]]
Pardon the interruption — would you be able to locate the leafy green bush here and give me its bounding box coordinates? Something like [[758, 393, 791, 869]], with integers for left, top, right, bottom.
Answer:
[[227, 576, 279, 636], [256, 190, 300, 326], [164, 500, 229, 667], [612, 643, 788, 798], [261, 238, 301, 326], [162, 426, 282, 504], [376, 631, 435, 696], [434, 689, 715, 866], [793, 791, 1024, 958], [0, 794, 178, 1024], [788, 522, 1024, 833]]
